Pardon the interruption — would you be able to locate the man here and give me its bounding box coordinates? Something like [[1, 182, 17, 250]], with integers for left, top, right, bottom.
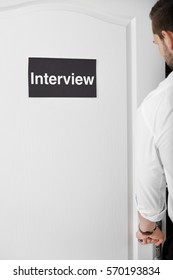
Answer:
[[134, 0, 173, 249]]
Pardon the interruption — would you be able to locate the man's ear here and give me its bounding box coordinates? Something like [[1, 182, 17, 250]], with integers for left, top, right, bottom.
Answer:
[[161, 30, 173, 51]]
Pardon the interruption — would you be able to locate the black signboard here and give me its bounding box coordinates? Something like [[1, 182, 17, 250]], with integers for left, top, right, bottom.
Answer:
[[28, 57, 96, 98]]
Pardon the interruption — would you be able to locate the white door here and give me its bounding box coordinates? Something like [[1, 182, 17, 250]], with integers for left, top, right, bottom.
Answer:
[[0, 0, 164, 259]]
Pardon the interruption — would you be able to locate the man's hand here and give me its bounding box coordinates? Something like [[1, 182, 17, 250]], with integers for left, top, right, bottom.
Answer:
[[136, 226, 164, 246], [136, 212, 164, 246]]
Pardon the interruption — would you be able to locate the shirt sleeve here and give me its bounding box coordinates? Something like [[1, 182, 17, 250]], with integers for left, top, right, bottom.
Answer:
[[134, 105, 167, 222], [155, 106, 173, 221]]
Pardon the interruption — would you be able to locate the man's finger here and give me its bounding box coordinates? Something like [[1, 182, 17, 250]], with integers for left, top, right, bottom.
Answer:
[[146, 238, 152, 244], [155, 239, 163, 246]]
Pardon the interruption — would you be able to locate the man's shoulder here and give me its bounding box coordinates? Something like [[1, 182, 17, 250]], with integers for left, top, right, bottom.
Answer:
[[140, 72, 173, 137], [142, 72, 173, 113]]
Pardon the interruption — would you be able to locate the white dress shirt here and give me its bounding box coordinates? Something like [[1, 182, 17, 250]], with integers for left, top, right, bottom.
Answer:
[[134, 71, 173, 222]]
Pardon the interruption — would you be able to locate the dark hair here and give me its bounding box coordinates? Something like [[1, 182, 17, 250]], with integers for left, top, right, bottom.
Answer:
[[150, 0, 173, 39]]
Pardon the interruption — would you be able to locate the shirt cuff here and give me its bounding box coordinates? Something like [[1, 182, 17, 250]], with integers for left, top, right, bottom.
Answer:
[[135, 195, 167, 222]]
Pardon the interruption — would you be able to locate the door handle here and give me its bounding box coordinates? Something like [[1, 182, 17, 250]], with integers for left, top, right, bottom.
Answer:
[[153, 221, 162, 260]]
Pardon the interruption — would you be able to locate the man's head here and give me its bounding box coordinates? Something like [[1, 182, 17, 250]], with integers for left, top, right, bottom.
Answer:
[[150, 0, 173, 69]]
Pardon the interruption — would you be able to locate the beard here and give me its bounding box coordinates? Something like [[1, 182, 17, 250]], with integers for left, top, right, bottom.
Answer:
[[163, 43, 173, 70]]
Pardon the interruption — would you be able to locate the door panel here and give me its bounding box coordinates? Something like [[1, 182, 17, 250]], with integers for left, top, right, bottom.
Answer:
[[0, 0, 165, 259]]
